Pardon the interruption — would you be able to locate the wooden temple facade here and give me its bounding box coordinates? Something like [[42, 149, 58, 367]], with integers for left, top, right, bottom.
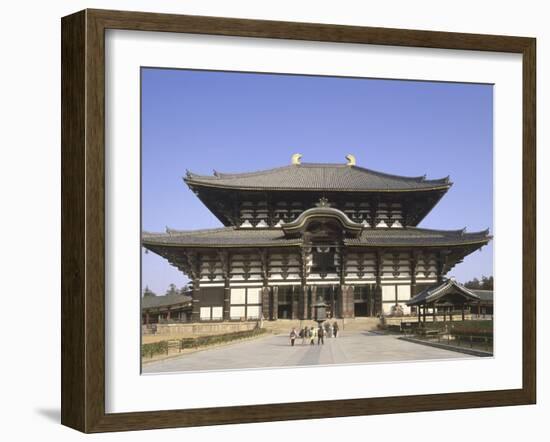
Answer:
[[142, 155, 491, 322]]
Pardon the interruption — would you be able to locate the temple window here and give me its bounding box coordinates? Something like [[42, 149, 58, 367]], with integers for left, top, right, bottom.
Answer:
[[312, 247, 336, 274]]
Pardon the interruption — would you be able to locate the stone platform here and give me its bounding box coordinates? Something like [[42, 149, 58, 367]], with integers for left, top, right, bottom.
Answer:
[[143, 329, 468, 374]]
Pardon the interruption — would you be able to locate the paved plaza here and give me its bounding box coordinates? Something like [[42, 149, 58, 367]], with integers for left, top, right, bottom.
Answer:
[[143, 331, 468, 374]]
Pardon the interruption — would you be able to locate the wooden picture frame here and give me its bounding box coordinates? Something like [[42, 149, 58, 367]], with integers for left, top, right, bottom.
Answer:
[[61, 8, 536, 433]]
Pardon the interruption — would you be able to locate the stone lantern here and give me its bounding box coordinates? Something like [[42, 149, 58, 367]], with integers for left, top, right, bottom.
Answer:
[[313, 300, 328, 326]]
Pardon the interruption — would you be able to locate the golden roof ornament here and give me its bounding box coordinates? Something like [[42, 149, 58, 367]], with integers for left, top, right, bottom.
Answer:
[[346, 154, 356, 166], [316, 197, 330, 207], [291, 153, 302, 165]]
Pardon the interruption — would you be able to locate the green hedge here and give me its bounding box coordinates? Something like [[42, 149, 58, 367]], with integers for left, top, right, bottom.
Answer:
[[141, 340, 169, 358], [141, 328, 268, 358], [450, 327, 493, 337], [179, 328, 267, 349]]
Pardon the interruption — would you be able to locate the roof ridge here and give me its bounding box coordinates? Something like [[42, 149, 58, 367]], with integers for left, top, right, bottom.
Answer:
[[185, 162, 452, 185], [186, 164, 296, 181], [352, 165, 451, 184]]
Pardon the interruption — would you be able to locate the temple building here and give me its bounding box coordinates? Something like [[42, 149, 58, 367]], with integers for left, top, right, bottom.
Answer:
[[142, 154, 491, 322], [406, 278, 494, 322], [141, 293, 192, 325]]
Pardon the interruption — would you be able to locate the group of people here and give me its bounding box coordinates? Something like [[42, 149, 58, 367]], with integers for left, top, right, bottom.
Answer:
[[289, 321, 339, 346]]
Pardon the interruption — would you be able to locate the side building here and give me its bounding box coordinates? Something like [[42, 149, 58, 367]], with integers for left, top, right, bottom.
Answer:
[[142, 155, 491, 322]]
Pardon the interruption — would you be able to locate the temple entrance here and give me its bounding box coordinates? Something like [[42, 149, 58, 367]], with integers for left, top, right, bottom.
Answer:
[[278, 304, 292, 319], [353, 284, 375, 317], [275, 285, 298, 320], [354, 303, 369, 317]]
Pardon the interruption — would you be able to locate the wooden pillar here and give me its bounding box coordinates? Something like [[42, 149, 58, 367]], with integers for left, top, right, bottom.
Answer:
[[300, 247, 310, 320], [301, 285, 308, 320], [144, 312, 149, 325], [291, 286, 299, 320], [443, 308, 446, 322], [345, 285, 354, 319], [449, 306, 453, 322], [339, 285, 352, 319], [261, 286, 271, 321], [184, 251, 201, 322], [417, 305, 421, 323], [330, 286, 336, 319], [373, 285, 382, 317], [410, 251, 419, 297], [223, 282, 231, 322], [369, 285, 375, 317], [310, 285, 317, 319], [272, 286, 279, 320], [338, 247, 351, 319], [259, 249, 270, 320], [461, 304, 465, 321], [191, 281, 201, 322], [375, 249, 383, 316], [218, 251, 231, 321], [432, 304, 436, 322], [337, 285, 344, 319], [422, 304, 426, 323]]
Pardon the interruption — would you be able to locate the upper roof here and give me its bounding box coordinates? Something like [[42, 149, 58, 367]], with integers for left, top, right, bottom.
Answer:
[[185, 162, 451, 192], [142, 225, 491, 248]]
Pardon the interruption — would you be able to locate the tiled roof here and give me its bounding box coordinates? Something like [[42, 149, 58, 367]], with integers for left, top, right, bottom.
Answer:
[[185, 163, 451, 192], [142, 226, 491, 248], [348, 227, 491, 247], [142, 227, 299, 247], [141, 294, 192, 309], [406, 279, 480, 306], [472, 289, 493, 302]]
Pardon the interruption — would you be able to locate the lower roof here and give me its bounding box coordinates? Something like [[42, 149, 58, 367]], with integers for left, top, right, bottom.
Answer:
[[142, 294, 192, 310], [471, 289, 494, 303], [407, 279, 482, 306], [142, 226, 491, 249]]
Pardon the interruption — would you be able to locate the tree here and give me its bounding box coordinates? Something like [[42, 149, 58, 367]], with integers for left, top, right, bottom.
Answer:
[[464, 277, 480, 289], [463, 275, 493, 290], [142, 285, 156, 297], [179, 284, 190, 295], [165, 283, 178, 297], [480, 275, 493, 290]]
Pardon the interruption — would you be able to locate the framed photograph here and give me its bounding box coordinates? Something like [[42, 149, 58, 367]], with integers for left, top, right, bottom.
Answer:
[[61, 9, 536, 433]]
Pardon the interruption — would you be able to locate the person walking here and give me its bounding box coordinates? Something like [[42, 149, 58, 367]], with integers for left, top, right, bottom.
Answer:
[[324, 321, 331, 338], [310, 325, 317, 345], [299, 327, 305, 345], [333, 321, 339, 338], [289, 328, 297, 346], [318, 325, 325, 345]]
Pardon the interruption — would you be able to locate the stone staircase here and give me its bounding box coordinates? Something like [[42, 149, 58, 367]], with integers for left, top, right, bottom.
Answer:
[[341, 317, 381, 331], [263, 317, 380, 334]]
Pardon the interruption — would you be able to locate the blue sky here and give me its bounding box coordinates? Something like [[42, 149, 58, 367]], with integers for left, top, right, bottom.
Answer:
[[141, 68, 493, 295]]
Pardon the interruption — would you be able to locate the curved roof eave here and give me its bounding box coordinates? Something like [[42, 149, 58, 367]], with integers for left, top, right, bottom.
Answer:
[[183, 163, 452, 193], [184, 179, 452, 193]]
